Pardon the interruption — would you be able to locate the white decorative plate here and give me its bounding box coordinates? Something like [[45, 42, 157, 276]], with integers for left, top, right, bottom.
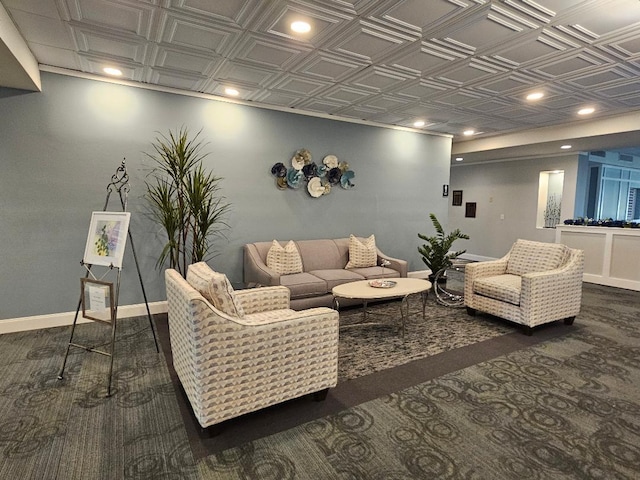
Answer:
[[307, 177, 324, 198]]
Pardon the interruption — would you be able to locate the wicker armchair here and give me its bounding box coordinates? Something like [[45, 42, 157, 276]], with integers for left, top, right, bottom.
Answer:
[[165, 263, 339, 430], [464, 239, 584, 334]]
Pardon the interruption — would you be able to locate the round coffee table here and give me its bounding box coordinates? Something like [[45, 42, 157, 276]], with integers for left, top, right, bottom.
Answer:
[[332, 278, 432, 338]]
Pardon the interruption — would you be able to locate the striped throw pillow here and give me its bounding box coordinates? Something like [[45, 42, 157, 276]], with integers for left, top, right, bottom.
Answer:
[[266, 240, 303, 275], [346, 234, 377, 269]]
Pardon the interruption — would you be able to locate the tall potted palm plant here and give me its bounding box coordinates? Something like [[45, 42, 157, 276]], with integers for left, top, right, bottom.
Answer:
[[418, 213, 469, 283], [144, 127, 230, 277]]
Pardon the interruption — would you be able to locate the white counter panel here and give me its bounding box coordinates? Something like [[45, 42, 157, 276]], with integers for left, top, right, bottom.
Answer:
[[556, 226, 640, 291]]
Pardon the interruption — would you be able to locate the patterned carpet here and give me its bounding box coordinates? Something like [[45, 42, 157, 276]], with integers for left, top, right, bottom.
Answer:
[[0, 283, 639, 479], [337, 293, 513, 380]]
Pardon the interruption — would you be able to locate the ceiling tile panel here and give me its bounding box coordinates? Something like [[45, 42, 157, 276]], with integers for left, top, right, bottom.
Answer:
[[78, 54, 145, 80], [597, 81, 640, 98], [360, 94, 409, 110], [444, 6, 534, 52], [534, 53, 602, 77], [435, 60, 502, 85], [347, 66, 412, 91], [64, 0, 155, 38], [567, 68, 630, 87], [474, 75, 536, 94], [392, 44, 461, 75], [159, 14, 241, 54], [152, 46, 220, 74], [167, 0, 261, 26], [73, 27, 147, 62], [232, 35, 309, 70], [271, 74, 331, 95], [329, 21, 411, 62], [293, 97, 348, 114], [377, 0, 466, 32], [148, 67, 207, 90], [248, 89, 305, 106], [393, 80, 450, 99], [321, 85, 372, 103], [493, 33, 565, 65], [215, 60, 280, 87], [293, 52, 366, 81], [253, 2, 352, 47]]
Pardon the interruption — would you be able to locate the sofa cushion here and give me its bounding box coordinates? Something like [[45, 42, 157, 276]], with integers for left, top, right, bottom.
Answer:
[[474, 274, 522, 306], [349, 266, 400, 279], [186, 262, 245, 318], [346, 234, 377, 269], [308, 269, 365, 290], [280, 272, 328, 299], [296, 239, 346, 271], [266, 240, 303, 275], [506, 239, 567, 276]]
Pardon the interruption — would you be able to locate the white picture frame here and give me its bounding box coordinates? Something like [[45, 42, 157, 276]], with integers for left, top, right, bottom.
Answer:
[[83, 211, 131, 268]]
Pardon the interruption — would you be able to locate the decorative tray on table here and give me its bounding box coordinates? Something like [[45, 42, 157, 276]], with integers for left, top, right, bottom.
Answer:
[[368, 280, 397, 288]]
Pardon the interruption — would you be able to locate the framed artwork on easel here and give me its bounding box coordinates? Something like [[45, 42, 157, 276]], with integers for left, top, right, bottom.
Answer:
[[81, 278, 114, 323], [83, 211, 131, 268]]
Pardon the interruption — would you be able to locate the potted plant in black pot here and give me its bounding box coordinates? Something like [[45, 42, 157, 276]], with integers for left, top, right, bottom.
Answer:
[[418, 213, 469, 285]]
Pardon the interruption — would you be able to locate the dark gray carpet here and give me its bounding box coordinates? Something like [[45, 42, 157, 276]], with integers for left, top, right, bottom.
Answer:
[[0, 283, 638, 479]]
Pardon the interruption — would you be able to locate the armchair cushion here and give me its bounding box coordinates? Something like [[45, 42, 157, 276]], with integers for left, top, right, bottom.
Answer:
[[474, 274, 521, 306], [186, 262, 245, 318], [346, 234, 377, 269], [266, 240, 303, 275], [506, 239, 567, 276]]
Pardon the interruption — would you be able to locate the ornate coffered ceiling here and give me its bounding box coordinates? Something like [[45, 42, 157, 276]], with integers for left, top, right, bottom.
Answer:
[[2, 0, 640, 161]]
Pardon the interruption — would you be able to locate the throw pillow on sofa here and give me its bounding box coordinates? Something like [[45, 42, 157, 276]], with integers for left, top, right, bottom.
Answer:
[[266, 240, 303, 275], [346, 234, 377, 269], [186, 262, 245, 318]]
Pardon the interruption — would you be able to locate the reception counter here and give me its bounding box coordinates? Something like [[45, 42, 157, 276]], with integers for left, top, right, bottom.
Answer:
[[555, 226, 640, 291]]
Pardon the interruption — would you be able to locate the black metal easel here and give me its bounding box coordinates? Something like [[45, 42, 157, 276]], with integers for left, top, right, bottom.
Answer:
[[57, 160, 159, 396]]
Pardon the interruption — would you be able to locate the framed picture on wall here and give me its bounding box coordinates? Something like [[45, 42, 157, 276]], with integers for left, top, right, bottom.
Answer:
[[83, 211, 131, 268], [465, 202, 477, 218], [452, 190, 463, 206]]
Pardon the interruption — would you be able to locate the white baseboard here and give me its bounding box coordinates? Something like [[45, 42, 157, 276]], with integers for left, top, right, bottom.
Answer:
[[408, 269, 431, 278], [0, 301, 168, 335]]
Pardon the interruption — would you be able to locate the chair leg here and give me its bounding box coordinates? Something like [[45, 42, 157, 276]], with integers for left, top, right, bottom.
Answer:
[[466, 307, 476, 316], [564, 316, 575, 325], [313, 388, 329, 402]]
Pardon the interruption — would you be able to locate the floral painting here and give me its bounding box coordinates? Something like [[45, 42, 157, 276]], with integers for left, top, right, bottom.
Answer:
[[83, 212, 131, 268]]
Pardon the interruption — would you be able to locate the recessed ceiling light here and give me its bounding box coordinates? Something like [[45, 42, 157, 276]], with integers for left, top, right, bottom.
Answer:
[[560, 145, 572, 149], [413, 120, 425, 127], [103, 67, 122, 76], [455, 157, 464, 162], [463, 129, 475, 136], [291, 21, 311, 33], [224, 87, 239, 96], [526, 92, 544, 101], [578, 107, 595, 115]]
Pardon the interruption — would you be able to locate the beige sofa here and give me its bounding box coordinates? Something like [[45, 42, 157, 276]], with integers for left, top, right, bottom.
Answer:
[[464, 239, 584, 334], [243, 237, 408, 310]]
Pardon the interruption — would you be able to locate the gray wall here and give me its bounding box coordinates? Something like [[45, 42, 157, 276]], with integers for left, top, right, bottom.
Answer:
[[0, 72, 451, 320], [448, 154, 579, 258]]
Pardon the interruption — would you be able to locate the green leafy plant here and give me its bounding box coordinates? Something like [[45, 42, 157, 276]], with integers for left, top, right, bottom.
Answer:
[[144, 127, 230, 276], [418, 213, 469, 280]]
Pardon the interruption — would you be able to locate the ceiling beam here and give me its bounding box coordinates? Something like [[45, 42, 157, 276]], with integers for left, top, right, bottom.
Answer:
[[0, 1, 40, 91]]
